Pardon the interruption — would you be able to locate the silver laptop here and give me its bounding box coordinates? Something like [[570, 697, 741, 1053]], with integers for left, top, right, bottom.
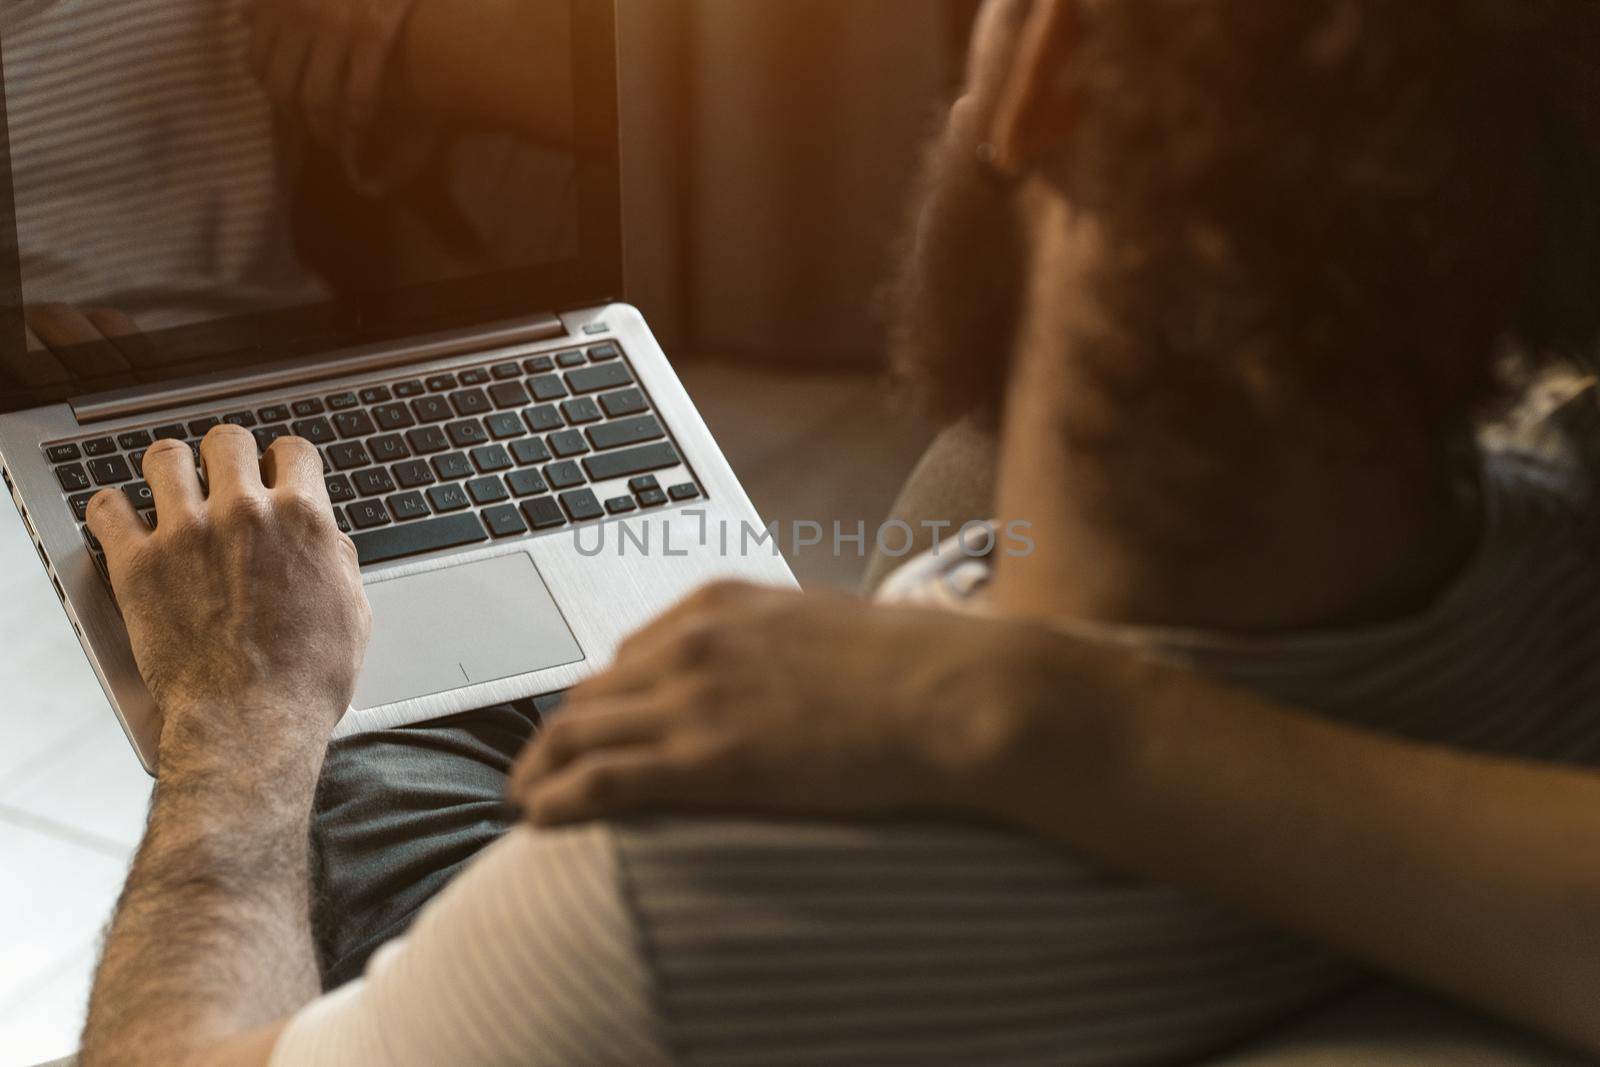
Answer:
[[0, 1, 794, 773]]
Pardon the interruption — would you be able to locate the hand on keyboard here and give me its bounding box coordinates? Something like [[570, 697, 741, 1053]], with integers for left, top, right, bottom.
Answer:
[[87, 425, 372, 775]]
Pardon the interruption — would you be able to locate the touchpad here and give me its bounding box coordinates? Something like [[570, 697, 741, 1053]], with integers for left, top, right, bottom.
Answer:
[[352, 552, 584, 710]]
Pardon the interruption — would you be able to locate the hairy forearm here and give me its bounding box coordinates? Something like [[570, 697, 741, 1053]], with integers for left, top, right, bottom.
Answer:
[[80, 735, 324, 1066], [397, 0, 574, 145], [993, 658, 1600, 1050]]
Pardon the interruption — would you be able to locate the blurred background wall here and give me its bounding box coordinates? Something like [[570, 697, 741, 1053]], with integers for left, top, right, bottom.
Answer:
[[618, 0, 982, 367]]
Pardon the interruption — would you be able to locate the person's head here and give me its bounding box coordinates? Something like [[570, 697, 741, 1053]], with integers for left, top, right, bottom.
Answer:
[[891, 0, 1600, 517]]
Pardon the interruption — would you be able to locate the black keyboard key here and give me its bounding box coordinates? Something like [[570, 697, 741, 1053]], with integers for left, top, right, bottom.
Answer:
[[127, 449, 147, 475], [486, 412, 526, 440], [605, 495, 637, 515], [347, 499, 392, 530], [491, 362, 523, 381], [489, 381, 531, 410], [599, 388, 649, 419], [545, 461, 585, 490], [353, 468, 396, 497], [588, 343, 621, 363], [327, 392, 359, 411], [393, 380, 425, 399], [353, 513, 489, 566], [82, 437, 117, 457], [191, 417, 224, 438], [256, 405, 291, 424], [292, 399, 326, 418], [222, 412, 257, 429], [521, 496, 565, 530], [471, 444, 513, 474], [411, 396, 453, 424], [46, 443, 81, 463], [123, 481, 154, 509], [637, 487, 668, 508], [393, 460, 436, 489], [561, 398, 603, 425], [588, 416, 664, 452], [83, 526, 102, 552], [334, 410, 377, 438], [450, 389, 492, 417], [566, 363, 632, 395], [548, 430, 589, 458], [555, 349, 587, 368], [292, 418, 337, 446], [334, 508, 351, 535], [524, 405, 563, 433], [459, 368, 491, 386], [328, 442, 371, 471], [446, 420, 490, 448], [427, 484, 471, 513], [117, 430, 152, 451], [141, 509, 158, 529], [511, 438, 552, 466], [387, 492, 430, 522], [506, 468, 549, 497], [359, 386, 392, 405], [326, 475, 356, 504], [523, 355, 555, 374], [483, 504, 528, 539], [529, 374, 568, 402], [426, 374, 458, 393], [322, 451, 333, 475], [88, 456, 132, 486], [584, 442, 679, 483], [69, 491, 96, 521], [407, 426, 450, 455], [253, 425, 291, 450], [368, 434, 409, 463], [373, 403, 415, 431], [467, 476, 509, 506], [560, 488, 604, 522], [153, 424, 187, 441], [669, 482, 700, 502], [432, 452, 474, 481]]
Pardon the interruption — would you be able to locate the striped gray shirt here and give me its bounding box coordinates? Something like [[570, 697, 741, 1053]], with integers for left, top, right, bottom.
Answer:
[[274, 436, 1600, 1066]]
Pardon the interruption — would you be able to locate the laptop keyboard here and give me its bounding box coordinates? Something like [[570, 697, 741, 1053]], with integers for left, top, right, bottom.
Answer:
[[42, 342, 702, 582]]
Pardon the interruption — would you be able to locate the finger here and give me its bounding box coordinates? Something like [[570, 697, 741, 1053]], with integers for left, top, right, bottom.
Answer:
[[264, 26, 313, 106], [139, 438, 206, 523], [510, 704, 669, 796], [15, 324, 71, 387], [520, 750, 689, 827], [260, 435, 324, 496], [343, 39, 387, 129], [248, 14, 279, 84], [84, 308, 153, 368], [85, 488, 148, 580], [299, 34, 347, 144], [199, 425, 265, 501], [25, 303, 128, 377]]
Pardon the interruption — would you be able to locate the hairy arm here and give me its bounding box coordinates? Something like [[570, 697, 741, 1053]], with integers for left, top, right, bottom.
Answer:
[[510, 582, 1600, 1053], [1014, 656, 1600, 1053], [80, 748, 320, 1066], [78, 426, 371, 1066]]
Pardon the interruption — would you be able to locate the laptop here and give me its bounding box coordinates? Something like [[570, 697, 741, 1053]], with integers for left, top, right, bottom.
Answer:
[[0, 1, 795, 773]]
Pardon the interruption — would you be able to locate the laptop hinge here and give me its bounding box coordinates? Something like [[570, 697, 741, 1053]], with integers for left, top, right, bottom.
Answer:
[[71, 314, 566, 425]]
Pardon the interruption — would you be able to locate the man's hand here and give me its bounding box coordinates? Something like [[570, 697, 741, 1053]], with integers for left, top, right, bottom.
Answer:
[[247, 0, 417, 145], [508, 581, 1096, 825], [86, 426, 370, 774]]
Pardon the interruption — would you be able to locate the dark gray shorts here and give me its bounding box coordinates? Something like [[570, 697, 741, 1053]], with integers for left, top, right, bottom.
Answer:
[[311, 701, 541, 988]]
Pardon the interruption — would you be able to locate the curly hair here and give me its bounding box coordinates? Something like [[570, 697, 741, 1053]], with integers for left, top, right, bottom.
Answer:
[[1067, 0, 1600, 433], [905, 0, 1600, 454]]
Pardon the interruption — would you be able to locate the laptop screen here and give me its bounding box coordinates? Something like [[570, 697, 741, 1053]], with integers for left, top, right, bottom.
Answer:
[[0, 0, 621, 417]]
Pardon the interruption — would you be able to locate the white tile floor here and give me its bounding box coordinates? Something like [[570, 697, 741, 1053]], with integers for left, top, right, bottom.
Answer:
[[0, 488, 151, 1067], [0, 363, 931, 1066]]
